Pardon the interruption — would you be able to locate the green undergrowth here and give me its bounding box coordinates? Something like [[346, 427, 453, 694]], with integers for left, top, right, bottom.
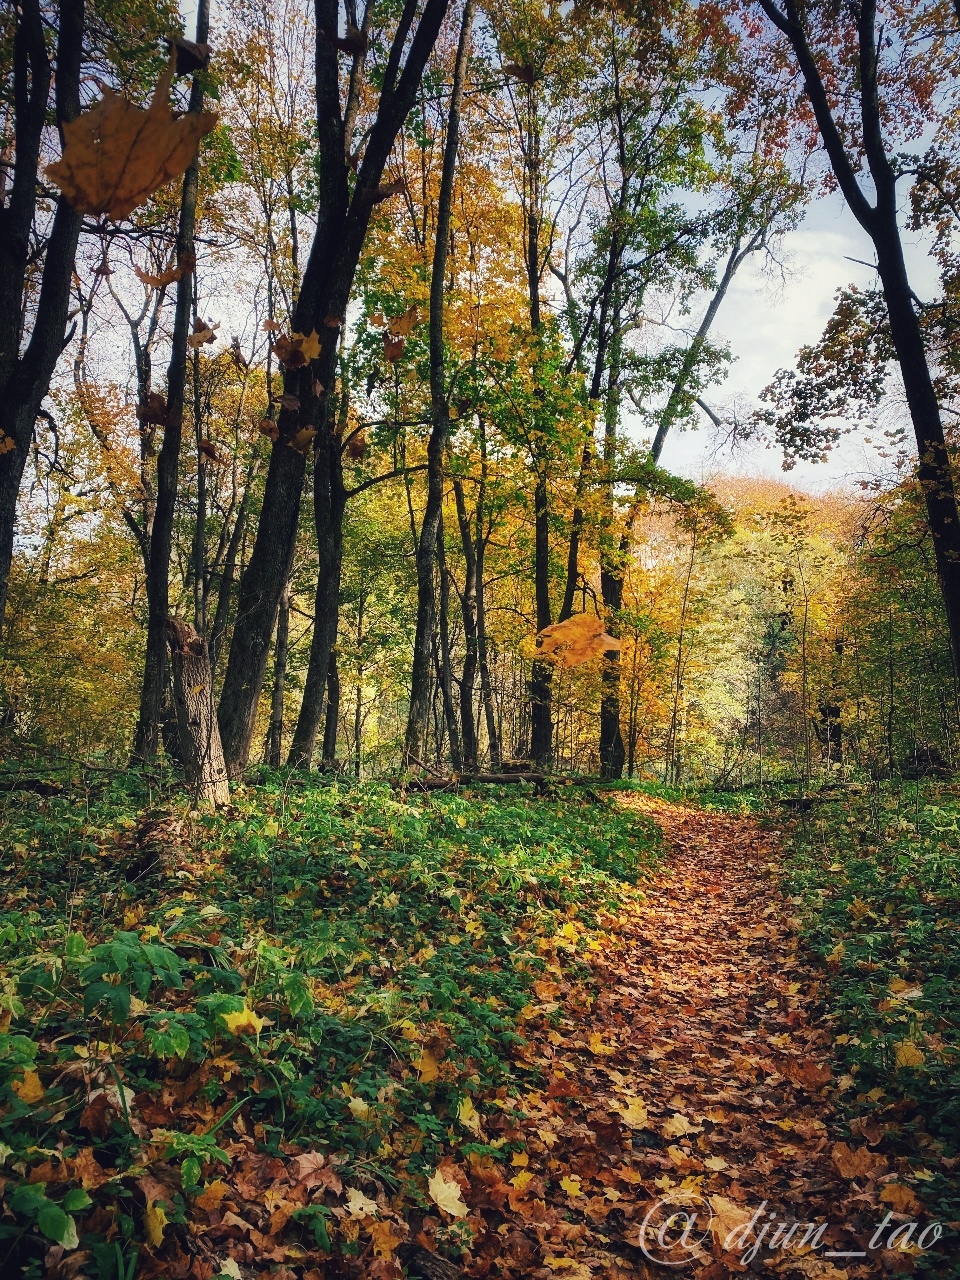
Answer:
[[781, 784, 960, 1273], [0, 771, 662, 1276]]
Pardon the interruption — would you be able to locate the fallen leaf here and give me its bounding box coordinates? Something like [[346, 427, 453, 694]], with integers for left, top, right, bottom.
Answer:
[[144, 1198, 167, 1247], [221, 1005, 265, 1036], [894, 1039, 925, 1068], [427, 1169, 468, 1218], [832, 1142, 888, 1181], [880, 1182, 923, 1214], [345, 1186, 379, 1219], [12, 1070, 44, 1104]]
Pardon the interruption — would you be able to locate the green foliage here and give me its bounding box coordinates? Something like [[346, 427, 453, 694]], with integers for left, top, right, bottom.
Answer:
[[783, 785, 960, 1273], [0, 773, 661, 1273]]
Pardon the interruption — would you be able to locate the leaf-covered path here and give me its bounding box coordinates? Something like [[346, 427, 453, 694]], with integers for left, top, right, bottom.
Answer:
[[471, 796, 923, 1280]]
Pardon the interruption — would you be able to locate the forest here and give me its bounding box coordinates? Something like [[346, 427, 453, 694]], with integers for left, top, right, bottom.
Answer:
[[1, 0, 959, 1276]]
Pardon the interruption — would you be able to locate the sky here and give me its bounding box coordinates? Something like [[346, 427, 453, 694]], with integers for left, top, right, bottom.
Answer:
[[655, 189, 940, 493]]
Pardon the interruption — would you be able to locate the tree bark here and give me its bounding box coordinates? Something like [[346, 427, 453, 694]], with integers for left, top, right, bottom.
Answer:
[[0, 0, 84, 627], [452, 477, 478, 767], [264, 578, 291, 767], [166, 618, 229, 806], [321, 649, 340, 768], [133, 0, 210, 759], [218, 0, 452, 777], [404, 0, 473, 766]]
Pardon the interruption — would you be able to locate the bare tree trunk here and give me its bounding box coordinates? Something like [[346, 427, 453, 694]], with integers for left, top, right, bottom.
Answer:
[[321, 650, 340, 768], [404, 0, 473, 766], [217, 0, 452, 777], [452, 478, 478, 767], [0, 0, 84, 627], [166, 618, 229, 806], [133, 0, 209, 759], [264, 579, 291, 767], [436, 514, 462, 770]]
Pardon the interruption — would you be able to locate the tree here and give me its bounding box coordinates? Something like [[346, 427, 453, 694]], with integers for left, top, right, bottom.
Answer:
[[748, 0, 960, 689]]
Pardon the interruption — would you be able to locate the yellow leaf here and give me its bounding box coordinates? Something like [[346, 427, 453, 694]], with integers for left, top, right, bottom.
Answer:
[[536, 613, 620, 668], [46, 54, 218, 220], [348, 1096, 371, 1121], [511, 1151, 529, 1167], [194, 1180, 229, 1211], [662, 1113, 698, 1138], [588, 1032, 613, 1055], [12, 1070, 44, 1104], [458, 1096, 481, 1135], [893, 1039, 925, 1068], [559, 1175, 583, 1197], [291, 330, 322, 361], [415, 1049, 440, 1082], [221, 1005, 265, 1036], [144, 1199, 167, 1247], [703, 1155, 728, 1171], [368, 1219, 404, 1257], [427, 1169, 468, 1218], [510, 1170, 533, 1189], [616, 1096, 649, 1129], [826, 941, 845, 963]]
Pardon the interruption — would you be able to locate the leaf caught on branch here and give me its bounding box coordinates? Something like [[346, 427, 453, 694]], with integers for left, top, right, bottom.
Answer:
[[503, 62, 537, 86], [536, 613, 620, 668], [136, 392, 168, 426], [199, 439, 227, 465], [383, 334, 405, 362], [259, 418, 280, 441], [165, 33, 212, 75], [134, 252, 196, 289], [373, 178, 407, 204], [389, 305, 420, 337], [46, 53, 218, 220], [230, 337, 249, 371], [187, 318, 219, 348], [289, 427, 317, 454]]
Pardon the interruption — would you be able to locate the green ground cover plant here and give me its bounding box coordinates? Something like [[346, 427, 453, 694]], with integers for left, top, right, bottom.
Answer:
[[0, 773, 662, 1277]]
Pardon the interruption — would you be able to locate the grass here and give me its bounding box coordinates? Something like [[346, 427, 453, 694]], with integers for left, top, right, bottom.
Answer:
[[0, 771, 662, 1277], [781, 782, 960, 1275]]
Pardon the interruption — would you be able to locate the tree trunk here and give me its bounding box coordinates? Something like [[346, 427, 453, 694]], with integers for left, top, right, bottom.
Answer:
[[529, 473, 553, 765], [453, 478, 478, 767], [404, 0, 473, 766], [0, 0, 84, 627], [217, 0, 452, 778], [436, 514, 462, 770], [166, 618, 229, 806], [321, 649, 340, 768], [133, 0, 209, 759], [287, 443, 346, 766], [264, 579, 291, 767]]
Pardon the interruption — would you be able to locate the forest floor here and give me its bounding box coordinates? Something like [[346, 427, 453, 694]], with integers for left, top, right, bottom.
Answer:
[[0, 774, 956, 1280], [490, 794, 943, 1279]]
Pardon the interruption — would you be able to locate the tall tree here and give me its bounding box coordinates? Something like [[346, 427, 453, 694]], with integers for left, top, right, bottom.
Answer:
[[0, 0, 85, 626], [218, 0, 452, 776]]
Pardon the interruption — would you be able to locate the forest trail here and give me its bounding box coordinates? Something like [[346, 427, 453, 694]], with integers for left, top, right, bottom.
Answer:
[[482, 797, 910, 1280]]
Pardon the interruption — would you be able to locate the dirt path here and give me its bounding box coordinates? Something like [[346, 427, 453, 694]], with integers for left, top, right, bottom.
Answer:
[[463, 797, 923, 1280]]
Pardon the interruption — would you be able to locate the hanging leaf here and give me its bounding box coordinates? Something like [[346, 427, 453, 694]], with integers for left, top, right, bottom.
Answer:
[[324, 315, 343, 330], [536, 613, 620, 668], [199, 439, 227, 465], [279, 394, 300, 411], [262, 318, 283, 331], [289, 427, 317, 454], [368, 311, 386, 329], [389, 305, 420, 337], [136, 392, 168, 426], [0, 432, 17, 455], [46, 52, 218, 220], [230, 337, 249, 371], [322, 23, 369, 57], [134, 252, 195, 289], [165, 33, 211, 75], [373, 178, 406, 204], [187, 318, 219, 348], [259, 418, 280, 441], [383, 334, 405, 362]]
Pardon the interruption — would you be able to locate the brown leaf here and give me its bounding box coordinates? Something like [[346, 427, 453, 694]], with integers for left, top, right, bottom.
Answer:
[[0, 433, 15, 455], [165, 34, 211, 75], [503, 62, 536, 86], [778, 1057, 833, 1090], [279, 394, 300, 411], [259, 418, 280, 441], [137, 392, 168, 426], [322, 23, 369, 57], [879, 1182, 923, 1214], [46, 53, 218, 220], [383, 334, 405, 362], [374, 177, 406, 204], [388, 304, 420, 337], [134, 252, 195, 289], [230, 337, 249, 371], [199, 439, 226, 465], [832, 1142, 888, 1181], [345, 428, 367, 460], [262, 319, 283, 331], [271, 333, 307, 368], [187, 318, 219, 348]]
